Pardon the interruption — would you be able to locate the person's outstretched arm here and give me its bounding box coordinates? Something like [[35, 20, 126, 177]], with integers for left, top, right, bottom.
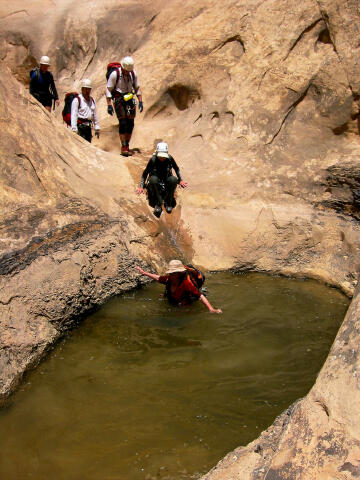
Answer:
[[135, 265, 160, 281], [199, 294, 222, 314], [136, 158, 152, 195]]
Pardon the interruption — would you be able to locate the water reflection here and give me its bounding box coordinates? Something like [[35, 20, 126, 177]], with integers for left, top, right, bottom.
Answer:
[[0, 273, 349, 480]]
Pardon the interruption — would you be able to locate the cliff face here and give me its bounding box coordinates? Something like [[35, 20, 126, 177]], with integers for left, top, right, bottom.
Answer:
[[1, 0, 360, 478]]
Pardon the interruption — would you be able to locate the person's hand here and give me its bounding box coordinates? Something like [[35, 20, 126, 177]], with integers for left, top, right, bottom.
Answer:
[[107, 105, 114, 116], [55, 99, 60, 108], [136, 187, 145, 195], [71, 128, 78, 134], [138, 101, 143, 113], [179, 180, 188, 188], [95, 130, 100, 139], [210, 308, 223, 314]]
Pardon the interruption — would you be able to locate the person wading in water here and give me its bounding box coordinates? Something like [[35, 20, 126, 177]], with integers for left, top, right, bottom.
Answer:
[[135, 260, 222, 314]]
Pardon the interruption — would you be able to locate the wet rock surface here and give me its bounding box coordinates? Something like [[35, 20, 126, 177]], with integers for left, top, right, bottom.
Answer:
[[1, 0, 360, 478]]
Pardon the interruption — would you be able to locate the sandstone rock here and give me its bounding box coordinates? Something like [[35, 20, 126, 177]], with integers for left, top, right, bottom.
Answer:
[[1, 0, 360, 478]]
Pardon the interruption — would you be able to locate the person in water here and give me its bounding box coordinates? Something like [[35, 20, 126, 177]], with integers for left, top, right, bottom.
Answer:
[[135, 260, 222, 314]]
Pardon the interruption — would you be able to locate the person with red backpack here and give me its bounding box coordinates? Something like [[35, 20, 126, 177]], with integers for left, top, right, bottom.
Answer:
[[135, 260, 222, 313], [105, 56, 143, 156], [70, 79, 100, 143]]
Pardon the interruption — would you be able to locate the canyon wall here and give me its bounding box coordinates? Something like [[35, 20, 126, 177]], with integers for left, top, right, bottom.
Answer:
[[1, 0, 360, 478]]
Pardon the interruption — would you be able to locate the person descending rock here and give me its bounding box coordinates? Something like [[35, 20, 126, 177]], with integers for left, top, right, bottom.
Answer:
[[106, 56, 143, 156], [71, 79, 100, 143], [136, 142, 188, 218], [135, 260, 222, 313], [29, 55, 59, 112]]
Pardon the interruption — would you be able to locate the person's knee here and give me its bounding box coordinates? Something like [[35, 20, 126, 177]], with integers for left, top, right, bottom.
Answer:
[[148, 175, 159, 185], [167, 176, 178, 186]]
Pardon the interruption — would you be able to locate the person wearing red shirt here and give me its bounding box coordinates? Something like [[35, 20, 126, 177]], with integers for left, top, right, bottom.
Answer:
[[135, 260, 222, 313]]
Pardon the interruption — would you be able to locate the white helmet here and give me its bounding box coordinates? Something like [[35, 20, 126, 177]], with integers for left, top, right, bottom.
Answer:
[[40, 55, 50, 65], [121, 56, 134, 71], [81, 78, 92, 89], [156, 142, 169, 158]]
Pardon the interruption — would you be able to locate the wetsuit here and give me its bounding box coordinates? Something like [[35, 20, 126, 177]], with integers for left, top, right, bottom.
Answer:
[[29, 69, 58, 108], [158, 272, 201, 306], [140, 154, 182, 207]]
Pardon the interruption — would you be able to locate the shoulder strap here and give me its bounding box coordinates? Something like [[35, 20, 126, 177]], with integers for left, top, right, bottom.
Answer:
[[185, 271, 196, 287], [31, 67, 40, 81]]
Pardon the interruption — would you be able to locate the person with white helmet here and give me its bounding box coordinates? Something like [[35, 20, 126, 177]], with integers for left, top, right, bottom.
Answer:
[[136, 142, 188, 218], [70, 79, 100, 143], [29, 55, 59, 112], [105, 56, 143, 156]]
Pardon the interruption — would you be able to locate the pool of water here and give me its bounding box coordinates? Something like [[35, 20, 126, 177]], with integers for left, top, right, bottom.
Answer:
[[0, 272, 349, 480]]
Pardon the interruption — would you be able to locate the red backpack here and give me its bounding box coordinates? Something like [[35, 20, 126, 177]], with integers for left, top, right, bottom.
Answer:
[[184, 264, 205, 289], [62, 93, 80, 126]]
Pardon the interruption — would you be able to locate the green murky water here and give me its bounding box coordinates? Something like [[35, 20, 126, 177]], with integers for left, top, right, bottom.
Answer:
[[0, 273, 349, 480]]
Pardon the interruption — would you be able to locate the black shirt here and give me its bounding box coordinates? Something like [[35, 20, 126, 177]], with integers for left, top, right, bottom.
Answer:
[[29, 69, 59, 100], [140, 154, 182, 188]]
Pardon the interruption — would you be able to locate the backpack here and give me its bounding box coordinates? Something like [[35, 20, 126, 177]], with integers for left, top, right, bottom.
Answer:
[[106, 62, 135, 92], [30, 67, 40, 81], [62, 93, 81, 126], [184, 264, 205, 289], [164, 265, 205, 304]]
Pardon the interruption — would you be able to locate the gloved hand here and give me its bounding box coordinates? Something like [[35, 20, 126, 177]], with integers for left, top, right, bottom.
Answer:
[[107, 105, 114, 116], [95, 130, 100, 139], [139, 101, 144, 113]]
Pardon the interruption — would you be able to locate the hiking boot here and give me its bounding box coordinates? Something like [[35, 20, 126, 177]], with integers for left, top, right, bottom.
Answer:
[[153, 205, 162, 218], [165, 204, 173, 214], [121, 145, 129, 156]]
